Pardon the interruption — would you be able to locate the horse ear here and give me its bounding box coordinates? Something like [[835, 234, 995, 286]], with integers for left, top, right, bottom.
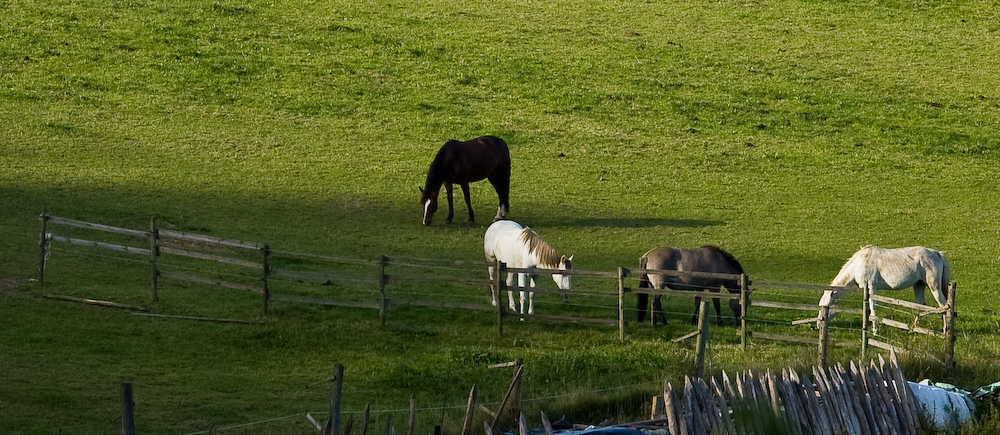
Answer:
[[418, 187, 424, 194], [568, 255, 574, 261]]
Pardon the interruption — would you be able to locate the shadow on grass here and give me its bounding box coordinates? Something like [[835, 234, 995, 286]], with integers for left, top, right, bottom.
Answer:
[[535, 217, 724, 229]]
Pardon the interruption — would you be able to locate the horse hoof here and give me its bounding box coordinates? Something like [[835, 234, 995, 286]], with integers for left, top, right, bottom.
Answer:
[[465, 220, 475, 226], [445, 219, 453, 225]]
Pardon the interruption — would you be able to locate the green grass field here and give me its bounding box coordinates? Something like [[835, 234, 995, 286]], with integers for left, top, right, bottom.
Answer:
[[2, 0, 1000, 433]]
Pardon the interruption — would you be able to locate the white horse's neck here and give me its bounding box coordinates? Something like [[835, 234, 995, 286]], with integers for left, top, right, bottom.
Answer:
[[518, 228, 562, 269]]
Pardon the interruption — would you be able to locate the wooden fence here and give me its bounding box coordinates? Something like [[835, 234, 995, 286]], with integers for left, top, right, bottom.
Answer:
[[646, 352, 925, 435], [37, 213, 956, 368]]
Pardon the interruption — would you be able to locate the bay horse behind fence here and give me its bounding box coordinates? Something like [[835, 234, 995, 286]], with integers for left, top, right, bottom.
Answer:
[[637, 245, 745, 326], [419, 136, 511, 226], [818, 245, 950, 330], [484, 219, 572, 316]]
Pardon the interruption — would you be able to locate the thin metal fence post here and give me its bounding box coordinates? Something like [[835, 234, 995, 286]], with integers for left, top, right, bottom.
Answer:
[[945, 281, 957, 368], [495, 260, 505, 337], [261, 244, 270, 316], [38, 210, 49, 284], [740, 274, 748, 350], [862, 285, 870, 360], [150, 217, 159, 302], [618, 267, 626, 342], [379, 255, 388, 327]]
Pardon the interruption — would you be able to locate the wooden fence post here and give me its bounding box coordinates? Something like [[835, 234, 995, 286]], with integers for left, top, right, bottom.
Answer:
[[491, 360, 524, 428], [694, 299, 709, 378], [325, 364, 344, 435], [261, 244, 270, 316], [862, 286, 870, 360], [149, 218, 159, 302], [740, 274, 749, 350], [618, 267, 626, 343], [121, 383, 136, 435], [408, 394, 416, 435], [379, 255, 388, 327], [383, 414, 393, 435], [38, 210, 49, 284], [460, 385, 477, 435], [494, 260, 505, 338], [818, 305, 830, 368], [945, 281, 957, 368], [361, 404, 371, 435]]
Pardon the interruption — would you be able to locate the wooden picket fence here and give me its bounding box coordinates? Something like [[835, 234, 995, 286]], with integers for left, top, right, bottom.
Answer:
[[647, 353, 924, 435], [36, 213, 957, 368]]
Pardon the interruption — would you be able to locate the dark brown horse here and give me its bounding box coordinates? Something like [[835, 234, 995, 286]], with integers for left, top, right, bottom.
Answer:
[[420, 136, 511, 226], [636, 245, 746, 326]]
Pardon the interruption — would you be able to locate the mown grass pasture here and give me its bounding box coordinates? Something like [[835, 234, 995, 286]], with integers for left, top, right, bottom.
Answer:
[[2, 0, 1000, 433]]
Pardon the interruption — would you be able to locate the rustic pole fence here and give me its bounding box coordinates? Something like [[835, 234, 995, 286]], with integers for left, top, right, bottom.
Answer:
[[490, 360, 524, 429], [261, 244, 270, 316], [945, 281, 957, 368], [494, 260, 506, 338], [38, 210, 49, 284], [617, 267, 627, 342], [120, 383, 136, 435], [818, 305, 830, 368], [35, 214, 960, 368], [460, 385, 477, 435], [324, 364, 344, 435], [740, 274, 749, 349], [862, 286, 870, 360], [149, 218, 159, 302], [407, 394, 416, 435], [694, 299, 709, 378], [379, 255, 388, 327]]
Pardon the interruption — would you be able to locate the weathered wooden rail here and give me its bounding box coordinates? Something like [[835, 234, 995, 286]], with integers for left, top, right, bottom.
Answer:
[[37, 213, 957, 369]]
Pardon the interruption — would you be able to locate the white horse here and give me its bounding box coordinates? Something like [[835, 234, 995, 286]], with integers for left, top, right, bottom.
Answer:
[[483, 220, 572, 315], [819, 245, 950, 328]]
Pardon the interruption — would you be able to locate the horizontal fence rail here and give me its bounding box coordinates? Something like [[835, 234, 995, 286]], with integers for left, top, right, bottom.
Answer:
[[36, 213, 958, 369]]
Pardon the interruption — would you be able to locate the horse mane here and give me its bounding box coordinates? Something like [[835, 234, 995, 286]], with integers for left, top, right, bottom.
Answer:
[[700, 245, 744, 274], [518, 227, 563, 268], [420, 142, 460, 203]]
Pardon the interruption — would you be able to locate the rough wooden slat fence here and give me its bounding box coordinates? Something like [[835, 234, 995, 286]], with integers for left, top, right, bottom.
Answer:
[[37, 213, 958, 368], [648, 354, 922, 435]]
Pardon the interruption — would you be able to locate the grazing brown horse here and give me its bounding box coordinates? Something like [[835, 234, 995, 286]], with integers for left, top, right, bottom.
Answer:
[[419, 136, 511, 226], [637, 245, 746, 326]]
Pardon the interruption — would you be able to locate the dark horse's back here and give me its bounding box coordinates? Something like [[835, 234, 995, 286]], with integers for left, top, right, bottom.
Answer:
[[637, 245, 745, 325], [641, 246, 743, 289], [433, 136, 510, 183]]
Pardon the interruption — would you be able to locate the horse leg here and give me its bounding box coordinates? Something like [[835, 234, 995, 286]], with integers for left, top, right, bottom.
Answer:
[[444, 182, 455, 224], [637, 293, 648, 323], [487, 170, 510, 221], [459, 182, 474, 225], [527, 277, 536, 315], [652, 295, 666, 326], [867, 284, 879, 334], [728, 292, 742, 326], [691, 295, 701, 325], [913, 281, 928, 305], [507, 274, 517, 311], [488, 265, 497, 306]]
